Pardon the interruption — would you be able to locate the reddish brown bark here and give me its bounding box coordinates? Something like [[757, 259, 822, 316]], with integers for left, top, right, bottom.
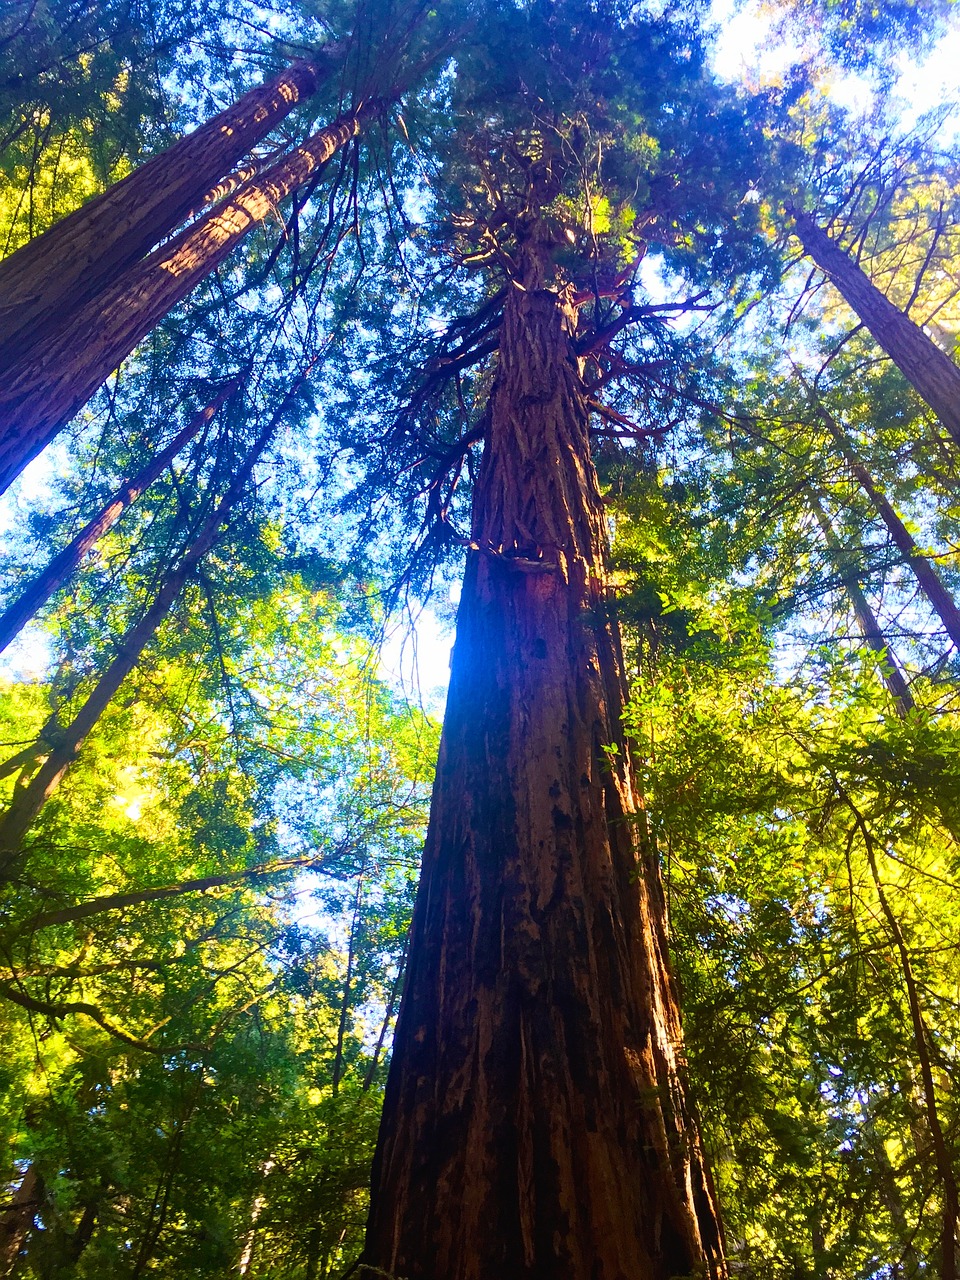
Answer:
[[364, 275, 726, 1279], [0, 104, 373, 495], [0, 380, 239, 656], [791, 209, 960, 447], [0, 60, 324, 369]]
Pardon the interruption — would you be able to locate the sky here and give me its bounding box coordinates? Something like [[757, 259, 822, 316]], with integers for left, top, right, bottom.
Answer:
[[709, 0, 960, 132], [382, 0, 960, 715], [4, 0, 960, 708]]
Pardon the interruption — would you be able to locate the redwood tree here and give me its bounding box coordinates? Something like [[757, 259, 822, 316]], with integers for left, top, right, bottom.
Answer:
[[365, 240, 727, 1280], [0, 103, 377, 493], [0, 57, 329, 369], [790, 208, 960, 448], [361, 6, 769, 1274]]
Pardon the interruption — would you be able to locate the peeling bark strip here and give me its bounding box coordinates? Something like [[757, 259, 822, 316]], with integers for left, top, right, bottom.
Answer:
[[364, 283, 726, 1279], [0, 60, 324, 369], [791, 209, 960, 447], [0, 104, 373, 495], [0, 380, 239, 657]]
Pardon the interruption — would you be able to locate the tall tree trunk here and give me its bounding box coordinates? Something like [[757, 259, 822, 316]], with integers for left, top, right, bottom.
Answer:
[[0, 104, 375, 495], [807, 491, 915, 716], [818, 411, 960, 652], [0, 378, 240, 656], [0, 376, 305, 879], [790, 208, 960, 447], [332, 875, 364, 1096], [0, 60, 325, 368], [841, 791, 959, 1280], [364, 274, 726, 1279], [0, 1165, 43, 1278], [237, 1160, 275, 1277]]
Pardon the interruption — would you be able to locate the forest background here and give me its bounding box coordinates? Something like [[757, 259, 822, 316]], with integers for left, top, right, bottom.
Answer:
[[0, 0, 959, 1276]]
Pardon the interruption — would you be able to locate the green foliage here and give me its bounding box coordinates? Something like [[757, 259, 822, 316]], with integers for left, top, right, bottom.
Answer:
[[2, 0, 960, 1274]]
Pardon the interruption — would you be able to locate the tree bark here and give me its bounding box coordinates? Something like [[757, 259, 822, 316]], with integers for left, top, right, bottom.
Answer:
[[0, 103, 375, 495], [0, 60, 325, 369], [0, 375, 305, 878], [0, 379, 239, 656], [808, 491, 915, 716], [364, 276, 726, 1279], [790, 209, 960, 447], [0, 1164, 43, 1279]]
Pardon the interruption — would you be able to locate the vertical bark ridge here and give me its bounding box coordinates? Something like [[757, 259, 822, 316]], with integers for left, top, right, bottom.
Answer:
[[0, 105, 374, 495], [364, 282, 726, 1279], [0, 60, 324, 367]]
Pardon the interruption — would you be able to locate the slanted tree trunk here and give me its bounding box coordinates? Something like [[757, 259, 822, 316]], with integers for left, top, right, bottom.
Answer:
[[0, 375, 306, 879], [0, 103, 376, 495], [364, 267, 726, 1279], [0, 59, 326, 368], [0, 379, 240, 656], [0, 1164, 43, 1278], [817, 411, 960, 652], [808, 491, 915, 716], [790, 209, 960, 447], [842, 794, 959, 1280]]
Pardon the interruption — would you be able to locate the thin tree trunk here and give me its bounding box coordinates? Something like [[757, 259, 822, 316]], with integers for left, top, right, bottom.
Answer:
[[0, 60, 325, 367], [0, 1165, 43, 1279], [0, 376, 306, 878], [808, 491, 915, 716], [364, 272, 726, 1279], [361, 930, 410, 1092], [237, 1160, 275, 1276], [64, 1197, 99, 1266], [66, 1192, 99, 1264], [790, 208, 960, 447], [0, 103, 376, 495], [818, 412, 960, 652], [841, 789, 958, 1280], [0, 378, 240, 656], [332, 875, 364, 1096]]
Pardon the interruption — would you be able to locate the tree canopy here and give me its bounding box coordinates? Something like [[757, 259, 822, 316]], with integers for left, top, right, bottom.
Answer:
[[1, 0, 959, 1275]]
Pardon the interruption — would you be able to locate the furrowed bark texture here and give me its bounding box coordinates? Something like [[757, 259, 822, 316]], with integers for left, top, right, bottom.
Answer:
[[364, 282, 726, 1280], [0, 60, 323, 368], [0, 105, 371, 495], [792, 210, 960, 447]]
